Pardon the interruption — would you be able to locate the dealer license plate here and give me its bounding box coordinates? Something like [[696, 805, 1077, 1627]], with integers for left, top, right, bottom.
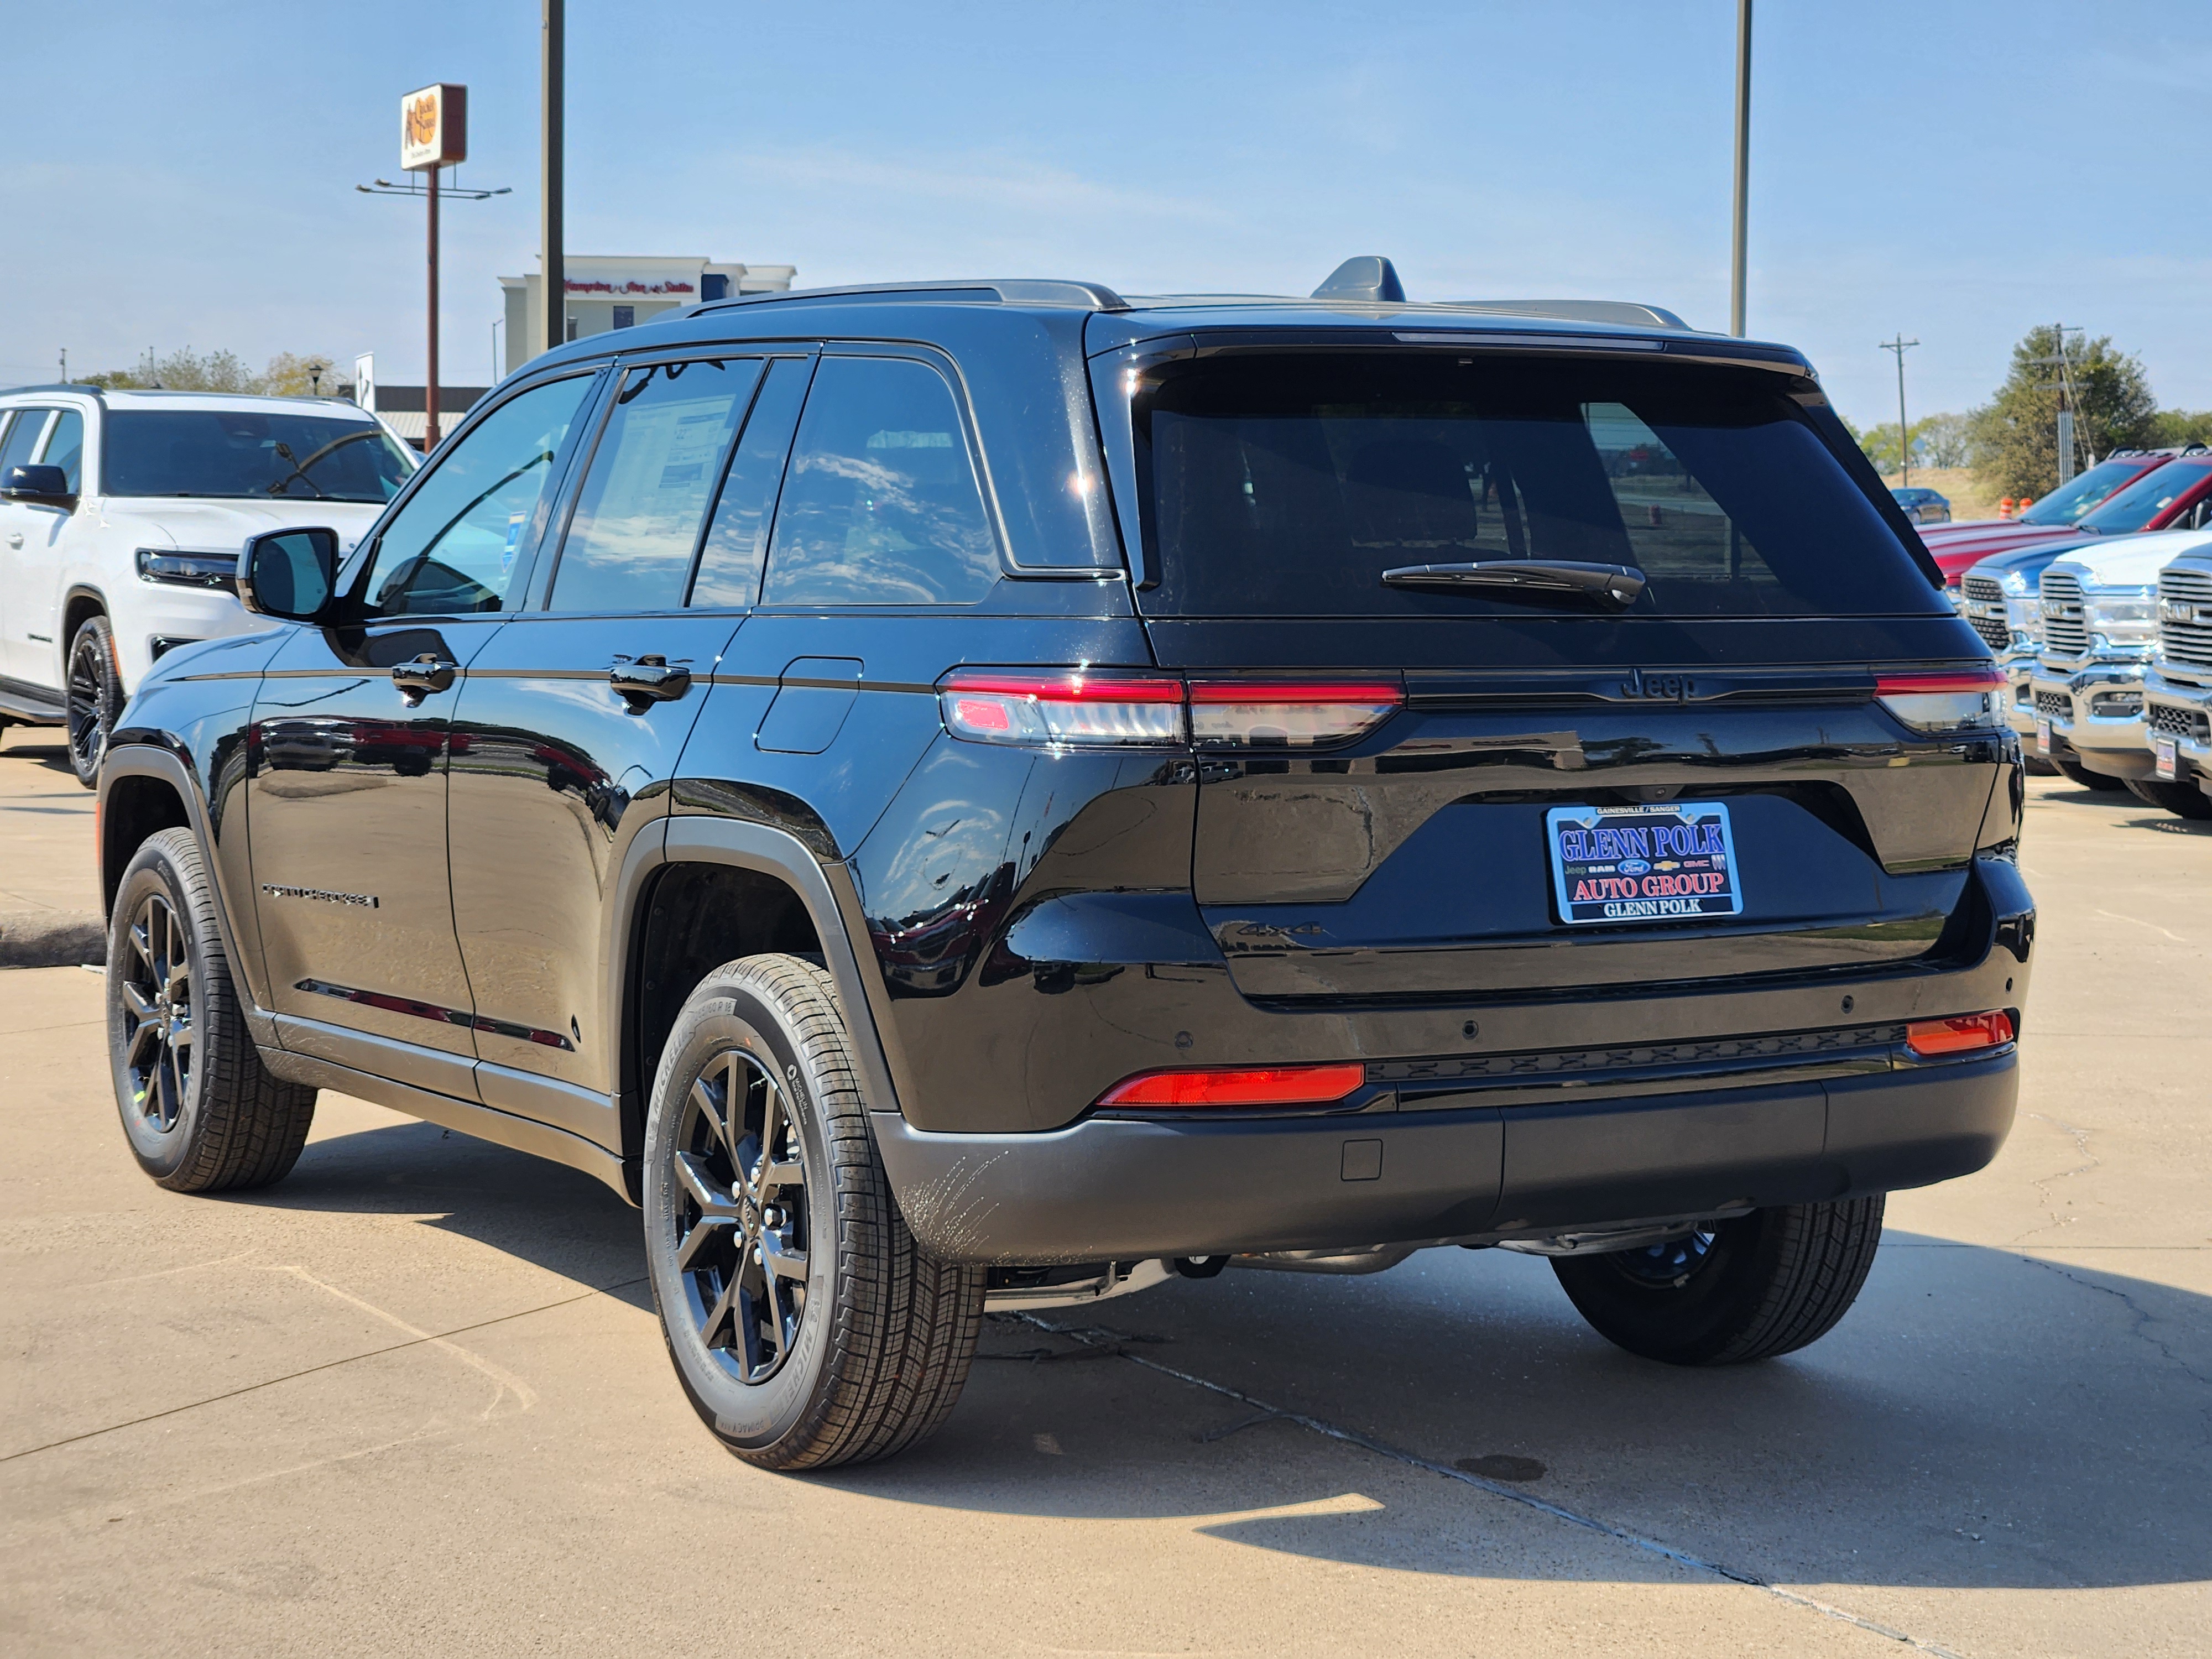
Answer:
[[1546, 801, 1744, 927], [2036, 718, 2052, 755], [2155, 736, 2178, 781]]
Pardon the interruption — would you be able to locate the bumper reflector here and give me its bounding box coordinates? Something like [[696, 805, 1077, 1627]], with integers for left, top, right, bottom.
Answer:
[[1097, 1062, 1367, 1109], [1905, 1010, 2015, 1058]]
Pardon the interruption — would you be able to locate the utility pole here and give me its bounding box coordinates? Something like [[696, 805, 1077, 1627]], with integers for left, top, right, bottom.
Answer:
[[1730, 0, 1752, 337], [58, 347, 66, 383], [542, 0, 565, 355], [2029, 324, 2085, 484], [1881, 335, 1919, 487], [426, 163, 441, 446]]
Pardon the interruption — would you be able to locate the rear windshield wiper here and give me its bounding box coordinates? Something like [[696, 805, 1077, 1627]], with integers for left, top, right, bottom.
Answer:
[[1381, 560, 1647, 609]]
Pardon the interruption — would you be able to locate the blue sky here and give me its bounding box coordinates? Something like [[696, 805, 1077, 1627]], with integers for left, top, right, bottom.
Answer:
[[4, 1, 2206, 431]]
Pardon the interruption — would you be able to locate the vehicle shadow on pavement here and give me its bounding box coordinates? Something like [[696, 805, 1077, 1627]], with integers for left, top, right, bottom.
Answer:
[[0, 739, 77, 776], [240, 1118, 2212, 1592]]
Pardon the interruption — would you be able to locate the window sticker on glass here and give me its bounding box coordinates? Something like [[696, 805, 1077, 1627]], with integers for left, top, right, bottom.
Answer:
[[1546, 802, 1743, 926]]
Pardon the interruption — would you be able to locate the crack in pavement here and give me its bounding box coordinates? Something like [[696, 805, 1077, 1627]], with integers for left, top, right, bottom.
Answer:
[[2019, 1258, 2212, 1449], [1018, 1314, 1970, 1659], [0, 1274, 648, 1465], [2008, 1112, 2103, 1247]]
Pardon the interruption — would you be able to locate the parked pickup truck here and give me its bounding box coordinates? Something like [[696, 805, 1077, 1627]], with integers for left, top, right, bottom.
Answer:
[[2141, 539, 2212, 820], [2029, 528, 2212, 809]]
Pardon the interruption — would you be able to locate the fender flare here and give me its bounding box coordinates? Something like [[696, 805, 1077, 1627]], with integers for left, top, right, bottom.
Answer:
[[614, 814, 918, 1149], [98, 739, 278, 1046]]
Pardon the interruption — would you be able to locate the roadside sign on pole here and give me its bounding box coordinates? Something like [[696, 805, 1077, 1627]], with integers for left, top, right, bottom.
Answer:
[[401, 85, 467, 171], [354, 353, 375, 413]]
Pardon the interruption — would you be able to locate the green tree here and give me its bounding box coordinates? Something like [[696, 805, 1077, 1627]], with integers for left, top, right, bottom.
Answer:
[[1847, 413, 1968, 474], [82, 348, 346, 397], [1968, 326, 2158, 498], [2151, 409, 2212, 448]]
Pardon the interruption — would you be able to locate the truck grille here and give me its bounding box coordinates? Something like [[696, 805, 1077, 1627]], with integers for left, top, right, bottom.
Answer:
[[2040, 572, 2089, 659], [1961, 572, 2013, 652], [2034, 689, 2072, 720], [2158, 566, 2212, 672], [2149, 701, 2210, 741]]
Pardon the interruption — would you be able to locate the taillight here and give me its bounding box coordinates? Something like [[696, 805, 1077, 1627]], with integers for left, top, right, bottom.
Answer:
[[1905, 1010, 2015, 1058], [938, 669, 1185, 748], [1876, 666, 2006, 734], [1095, 1062, 1368, 1109], [1188, 680, 1404, 748]]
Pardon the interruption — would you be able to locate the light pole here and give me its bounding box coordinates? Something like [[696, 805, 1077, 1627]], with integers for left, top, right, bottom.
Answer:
[[1730, 0, 1752, 337], [543, 0, 565, 354], [1880, 336, 1919, 487]]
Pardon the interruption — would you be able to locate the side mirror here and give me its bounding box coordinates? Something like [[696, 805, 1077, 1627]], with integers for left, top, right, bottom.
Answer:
[[2, 463, 75, 509], [237, 527, 341, 623]]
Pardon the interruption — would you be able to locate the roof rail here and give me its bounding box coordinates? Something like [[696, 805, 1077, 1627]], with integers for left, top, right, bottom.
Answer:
[[696, 279, 1128, 315], [0, 382, 107, 400], [1444, 300, 1693, 331]]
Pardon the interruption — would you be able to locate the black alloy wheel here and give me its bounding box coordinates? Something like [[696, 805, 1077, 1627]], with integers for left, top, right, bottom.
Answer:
[[116, 888, 194, 1134], [1551, 1196, 1885, 1366], [672, 1045, 813, 1385], [106, 828, 318, 1191], [644, 953, 985, 1470], [65, 614, 121, 788]]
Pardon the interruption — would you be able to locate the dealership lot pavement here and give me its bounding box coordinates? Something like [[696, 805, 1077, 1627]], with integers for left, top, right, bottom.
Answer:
[[2, 725, 2208, 1657]]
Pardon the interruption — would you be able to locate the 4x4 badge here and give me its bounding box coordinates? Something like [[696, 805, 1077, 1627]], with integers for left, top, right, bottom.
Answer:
[[1620, 668, 1697, 702]]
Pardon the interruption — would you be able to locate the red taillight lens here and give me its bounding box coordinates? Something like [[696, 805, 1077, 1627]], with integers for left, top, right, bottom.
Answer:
[[1876, 666, 2006, 734], [1095, 1062, 1368, 1109], [1188, 680, 1404, 749], [939, 669, 1186, 748], [1905, 1010, 2015, 1057]]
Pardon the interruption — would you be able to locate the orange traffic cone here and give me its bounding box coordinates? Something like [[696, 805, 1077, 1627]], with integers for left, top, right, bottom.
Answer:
[[1999, 498, 2015, 519], [2018, 496, 2034, 513]]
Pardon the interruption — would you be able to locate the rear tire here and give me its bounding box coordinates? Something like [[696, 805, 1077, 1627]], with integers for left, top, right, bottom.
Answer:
[[107, 828, 319, 1191], [1551, 1196, 1885, 1366], [2124, 778, 2212, 820], [2055, 757, 2128, 792], [643, 953, 985, 1470], [66, 613, 121, 789]]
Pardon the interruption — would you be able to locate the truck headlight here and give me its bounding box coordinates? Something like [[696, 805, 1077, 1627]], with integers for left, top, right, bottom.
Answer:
[[2084, 587, 2158, 649]]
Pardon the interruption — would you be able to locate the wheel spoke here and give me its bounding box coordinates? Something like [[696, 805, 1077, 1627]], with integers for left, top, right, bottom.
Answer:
[[120, 980, 154, 1020], [125, 1019, 160, 1069], [674, 1151, 737, 1218], [675, 1213, 736, 1273], [688, 1073, 733, 1158], [697, 1275, 738, 1352], [746, 1084, 786, 1202], [129, 916, 154, 973], [760, 1230, 808, 1283], [169, 1017, 194, 1052]]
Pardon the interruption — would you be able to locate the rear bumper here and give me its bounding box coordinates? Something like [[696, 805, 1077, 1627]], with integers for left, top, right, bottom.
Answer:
[[874, 1050, 2018, 1265]]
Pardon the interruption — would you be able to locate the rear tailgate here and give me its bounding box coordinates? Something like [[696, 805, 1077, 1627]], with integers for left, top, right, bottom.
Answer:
[[1117, 343, 2004, 1003]]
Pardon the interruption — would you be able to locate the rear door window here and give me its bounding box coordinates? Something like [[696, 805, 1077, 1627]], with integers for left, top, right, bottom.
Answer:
[[688, 356, 812, 608], [1135, 353, 1944, 618], [547, 356, 762, 613], [759, 355, 998, 606], [0, 410, 52, 477]]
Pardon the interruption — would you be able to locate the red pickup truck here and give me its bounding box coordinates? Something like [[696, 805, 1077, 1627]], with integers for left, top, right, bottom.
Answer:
[[1920, 448, 2212, 587]]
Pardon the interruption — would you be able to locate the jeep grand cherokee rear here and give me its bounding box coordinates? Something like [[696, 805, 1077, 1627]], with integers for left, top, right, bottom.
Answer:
[[101, 274, 2029, 1474]]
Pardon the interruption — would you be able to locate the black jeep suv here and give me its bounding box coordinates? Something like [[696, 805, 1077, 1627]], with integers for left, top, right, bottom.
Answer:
[[96, 260, 2031, 1469]]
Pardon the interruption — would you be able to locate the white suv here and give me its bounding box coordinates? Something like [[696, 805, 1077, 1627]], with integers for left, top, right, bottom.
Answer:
[[0, 385, 416, 783]]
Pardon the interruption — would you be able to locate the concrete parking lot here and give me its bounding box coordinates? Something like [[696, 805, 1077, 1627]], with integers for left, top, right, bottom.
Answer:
[[2, 723, 2207, 1658]]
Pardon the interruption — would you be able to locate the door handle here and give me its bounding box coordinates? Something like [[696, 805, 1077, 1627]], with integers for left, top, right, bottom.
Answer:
[[392, 652, 458, 702], [609, 654, 692, 709]]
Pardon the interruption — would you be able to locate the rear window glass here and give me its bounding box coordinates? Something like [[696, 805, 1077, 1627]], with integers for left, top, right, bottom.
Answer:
[[1135, 353, 1944, 619]]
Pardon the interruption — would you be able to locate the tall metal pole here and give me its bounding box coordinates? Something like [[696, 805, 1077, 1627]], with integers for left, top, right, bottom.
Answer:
[[1881, 335, 1919, 488], [1729, 0, 1752, 338], [426, 165, 442, 450], [542, 0, 565, 356]]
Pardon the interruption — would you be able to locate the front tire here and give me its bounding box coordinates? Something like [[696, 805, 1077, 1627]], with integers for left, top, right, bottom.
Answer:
[[66, 613, 122, 789], [643, 953, 985, 1470], [1551, 1197, 1885, 1366], [2054, 756, 2127, 792], [107, 828, 319, 1191], [2124, 778, 2212, 820]]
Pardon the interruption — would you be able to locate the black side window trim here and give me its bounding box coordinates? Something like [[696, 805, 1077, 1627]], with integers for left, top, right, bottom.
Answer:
[[337, 364, 613, 619]]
